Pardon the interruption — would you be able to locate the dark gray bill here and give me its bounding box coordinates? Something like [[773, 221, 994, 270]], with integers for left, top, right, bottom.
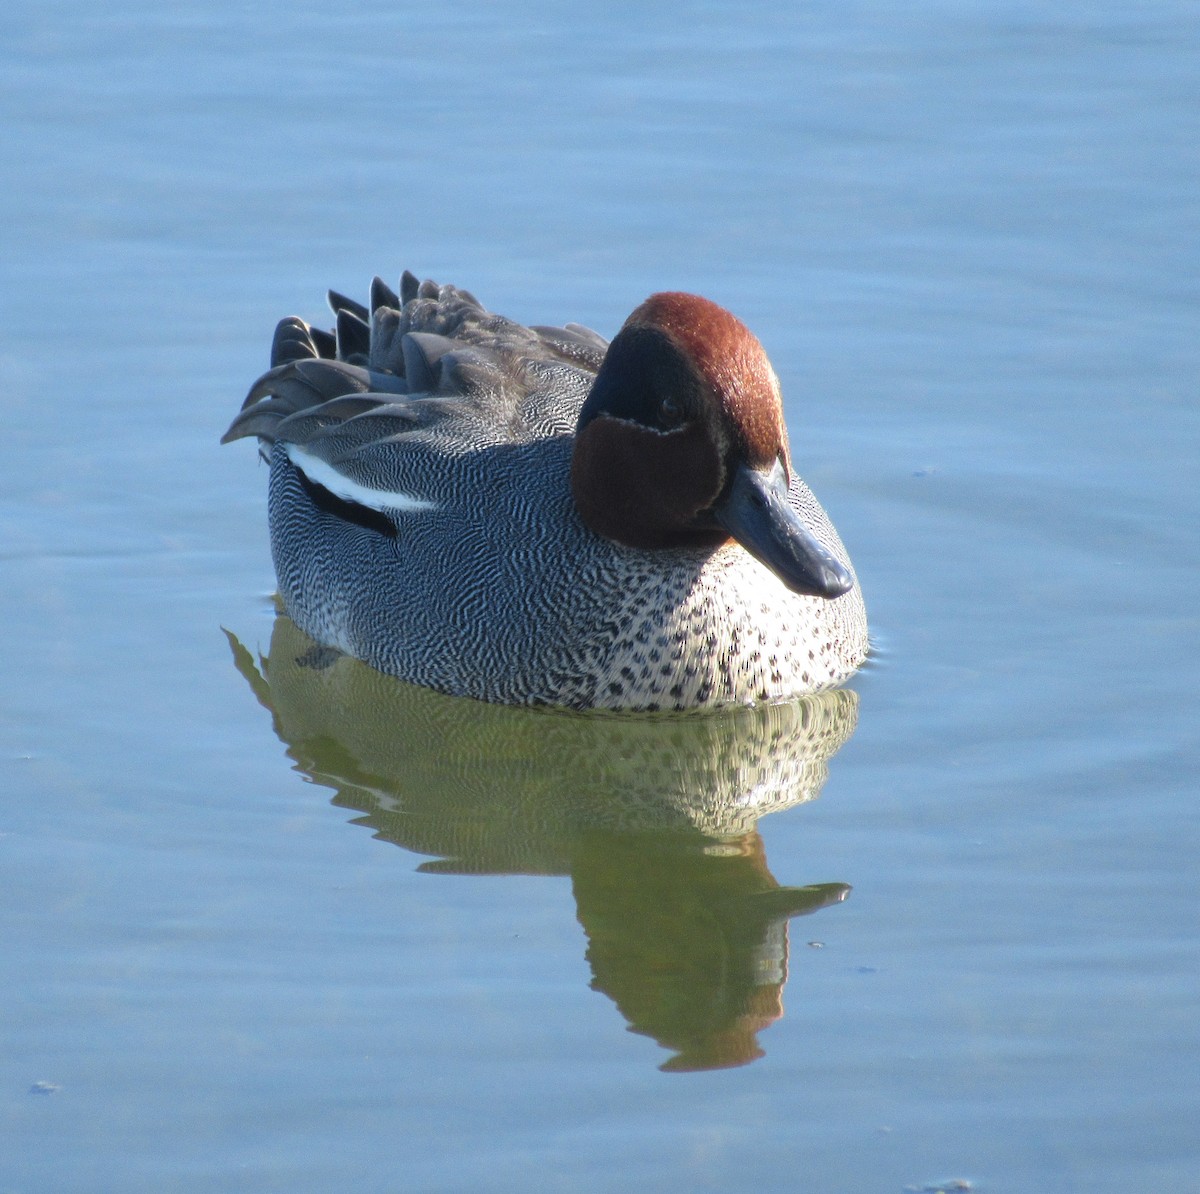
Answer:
[[714, 459, 854, 599]]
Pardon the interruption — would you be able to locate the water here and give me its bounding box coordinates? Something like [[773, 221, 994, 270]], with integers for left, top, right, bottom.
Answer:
[[3, 2, 1197, 1191]]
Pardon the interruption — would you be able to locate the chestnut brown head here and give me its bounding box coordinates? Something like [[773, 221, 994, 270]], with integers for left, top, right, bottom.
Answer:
[[571, 293, 852, 599]]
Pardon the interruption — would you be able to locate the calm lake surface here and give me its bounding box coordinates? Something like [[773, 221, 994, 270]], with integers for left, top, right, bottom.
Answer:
[[3, 2, 1197, 1191]]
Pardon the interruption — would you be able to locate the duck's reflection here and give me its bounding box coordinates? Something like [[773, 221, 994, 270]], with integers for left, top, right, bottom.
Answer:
[[229, 615, 860, 1071]]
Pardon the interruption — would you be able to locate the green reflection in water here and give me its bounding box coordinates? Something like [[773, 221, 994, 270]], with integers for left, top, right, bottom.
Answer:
[[228, 615, 860, 1071]]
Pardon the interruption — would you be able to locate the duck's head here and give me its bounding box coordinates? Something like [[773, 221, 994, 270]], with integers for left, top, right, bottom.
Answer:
[[570, 292, 854, 599]]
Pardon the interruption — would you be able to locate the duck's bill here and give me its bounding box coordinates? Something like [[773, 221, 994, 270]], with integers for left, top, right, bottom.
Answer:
[[714, 460, 854, 599]]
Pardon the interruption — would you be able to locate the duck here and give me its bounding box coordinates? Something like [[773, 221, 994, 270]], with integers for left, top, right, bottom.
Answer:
[[223, 270, 867, 711]]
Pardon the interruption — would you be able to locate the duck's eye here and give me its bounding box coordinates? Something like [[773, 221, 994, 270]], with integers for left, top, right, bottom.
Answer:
[[659, 396, 685, 427]]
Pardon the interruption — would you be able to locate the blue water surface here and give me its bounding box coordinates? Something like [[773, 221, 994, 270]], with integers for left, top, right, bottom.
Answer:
[[2, 2, 1197, 1192]]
